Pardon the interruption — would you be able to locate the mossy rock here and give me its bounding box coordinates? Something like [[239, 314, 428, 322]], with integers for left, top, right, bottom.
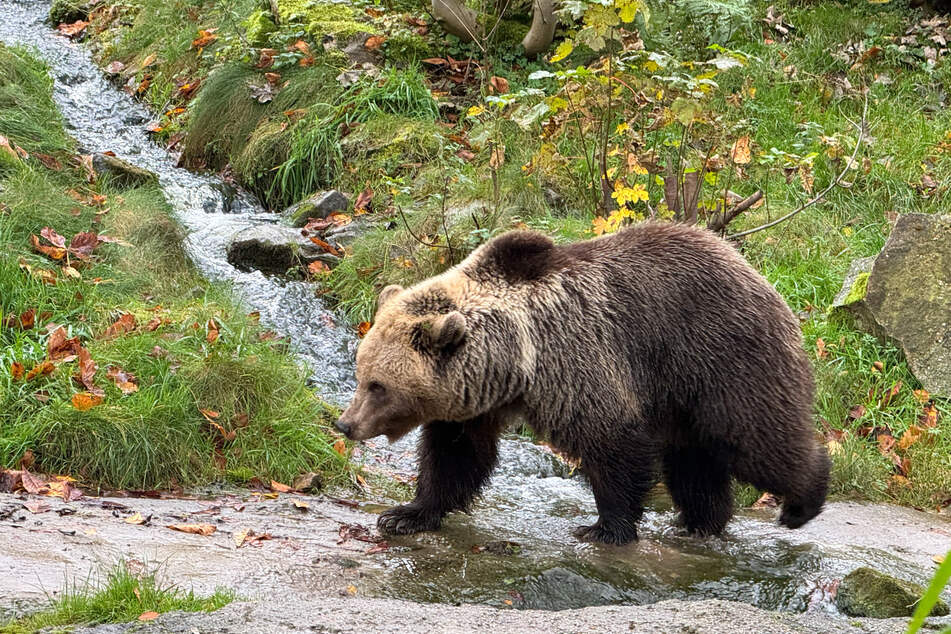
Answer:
[[91, 153, 159, 189], [49, 0, 90, 25], [341, 114, 445, 164], [835, 567, 950, 618], [385, 33, 435, 65], [278, 0, 379, 40], [244, 10, 278, 47]]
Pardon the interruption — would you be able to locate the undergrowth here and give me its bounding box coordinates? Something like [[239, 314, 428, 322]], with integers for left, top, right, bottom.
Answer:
[[0, 561, 233, 633]]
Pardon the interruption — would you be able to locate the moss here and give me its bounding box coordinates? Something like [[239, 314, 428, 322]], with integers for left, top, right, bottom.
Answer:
[[385, 32, 435, 65], [233, 119, 293, 206], [835, 567, 950, 618], [842, 271, 870, 305], [341, 114, 446, 170], [485, 17, 530, 48], [49, 0, 89, 25], [244, 10, 278, 47], [278, 0, 378, 40]]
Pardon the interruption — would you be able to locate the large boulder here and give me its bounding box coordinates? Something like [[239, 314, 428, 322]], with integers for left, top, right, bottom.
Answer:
[[282, 190, 349, 228], [832, 213, 951, 396], [835, 566, 949, 618], [226, 224, 339, 275], [91, 153, 158, 188]]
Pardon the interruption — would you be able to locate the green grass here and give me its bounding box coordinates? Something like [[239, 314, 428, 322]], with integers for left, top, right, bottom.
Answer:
[[0, 43, 349, 490], [0, 562, 233, 633]]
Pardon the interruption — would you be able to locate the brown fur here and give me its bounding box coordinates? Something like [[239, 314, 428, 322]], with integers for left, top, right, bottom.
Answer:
[[337, 223, 830, 544]]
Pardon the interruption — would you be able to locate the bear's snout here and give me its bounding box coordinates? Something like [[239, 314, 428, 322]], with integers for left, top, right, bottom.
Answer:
[[334, 417, 353, 439]]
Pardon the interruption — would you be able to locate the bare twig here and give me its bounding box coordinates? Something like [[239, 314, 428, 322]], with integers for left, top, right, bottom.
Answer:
[[706, 190, 763, 233], [728, 92, 868, 240], [397, 206, 449, 250]]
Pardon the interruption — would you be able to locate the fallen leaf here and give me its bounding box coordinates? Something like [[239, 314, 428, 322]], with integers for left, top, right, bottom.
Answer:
[[847, 404, 866, 420], [48, 326, 81, 361], [105, 60, 125, 74], [292, 499, 310, 510], [356, 322, 371, 338], [731, 136, 752, 164], [72, 391, 103, 411], [25, 361, 56, 381], [354, 188, 373, 213], [308, 237, 342, 257], [19, 450, 34, 470], [333, 438, 347, 457], [270, 480, 293, 493], [346, 584, 358, 595], [11, 362, 24, 380], [815, 338, 827, 359], [364, 35, 386, 50], [106, 365, 138, 395], [102, 313, 136, 338], [920, 402, 939, 428], [31, 233, 67, 261], [138, 612, 159, 622], [489, 76, 509, 94], [206, 318, 219, 343], [897, 425, 925, 451], [57, 20, 88, 38], [125, 512, 147, 525], [69, 231, 100, 260], [46, 476, 82, 502], [21, 470, 46, 494], [140, 53, 157, 68], [751, 492, 779, 508], [167, 523, 216, 536], [308, 260, 331, 276], [191, 29, 218, 49]]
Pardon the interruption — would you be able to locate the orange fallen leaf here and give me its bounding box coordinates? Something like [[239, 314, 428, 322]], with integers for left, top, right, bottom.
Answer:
[[356, 322, 371, 338], [308, 237, 342, 257], [48, 326, 82, 361], [206, 318, 219, 343], [72, 392, 103, 411], [308, 260, 331, 276], [913, 389, 931, 403], [489, 76, 509, 94], [292, 499, 310, 510], [364, 35, 386, 50], [354, 188, 373, 213], [141, 53, 157, 68], [57, 20, 88, 38], [167, 523, 216, 536], [897, 425, 925, 451], [191, 29, 218, 49], [333, 438, 347, 457], [270, 480, 293, 493], [25, 361, 56, 381], [106, 365, 138, 395], [11, 362, 24, 380], [200, 408, 220, 420], [920, 403, 939, 428], [138, 611, 159, 622], [815, 338, 827, 359]]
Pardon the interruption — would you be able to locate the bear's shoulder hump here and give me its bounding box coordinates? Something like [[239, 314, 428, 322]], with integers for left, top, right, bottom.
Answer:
[[475, 230, 564, 283]]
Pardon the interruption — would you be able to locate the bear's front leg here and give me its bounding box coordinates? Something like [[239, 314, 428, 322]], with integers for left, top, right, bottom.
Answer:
[[378, 415, 505, 536], [573, 443, 659, 546]]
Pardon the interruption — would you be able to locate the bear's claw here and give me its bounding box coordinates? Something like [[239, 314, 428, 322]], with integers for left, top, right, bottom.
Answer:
[[377, 504, 441, 535], [572, 520, 637, 545]]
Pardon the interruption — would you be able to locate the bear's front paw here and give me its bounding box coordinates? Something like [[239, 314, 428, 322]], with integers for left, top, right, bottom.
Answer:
[[377, 504, 442, 535], [572, 519, 637, 545]]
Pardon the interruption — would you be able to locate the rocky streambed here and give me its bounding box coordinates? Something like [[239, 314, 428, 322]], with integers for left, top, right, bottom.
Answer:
[[1, 1, 951, 632]]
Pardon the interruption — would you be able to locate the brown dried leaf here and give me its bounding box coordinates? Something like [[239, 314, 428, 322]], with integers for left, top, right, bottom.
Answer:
[[11, 362, 24, 380], [191, 29, 218, 49], [730, 136, 752, 165], [48, 327, 82, 361], [206, 318, 219, 343], [489, 76, 509, 94], [270, 480, 293, 493], [354, 187, 373, 213], [102, 313, 136, 338], [166, 523, 216, 536], [307, 260, 331, 276], [106, 365, 138, 395], [57, 20, 88, 38], [878, 381, 902, 409], [31, 233, 67, 261], [69, 231, 100, 260], [308, 237, 342, 257], [356, 322, 371, 338], [138, 611, 159, 622], [364, 35, 387, 50], [25, 360, 56, 381]]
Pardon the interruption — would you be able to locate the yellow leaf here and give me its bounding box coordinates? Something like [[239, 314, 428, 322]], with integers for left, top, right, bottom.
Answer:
[[550, 39, 573, 63], [611, 182, 649, 206], [346, 584, 358, 595], [730, 136, 751, 165], [466, 105, 485, 118], [125, 512, 146, 525]]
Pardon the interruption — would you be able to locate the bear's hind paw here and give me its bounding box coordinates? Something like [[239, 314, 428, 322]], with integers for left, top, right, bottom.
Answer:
[[378, 504, 442, 535], [572, 520, 637, 546]]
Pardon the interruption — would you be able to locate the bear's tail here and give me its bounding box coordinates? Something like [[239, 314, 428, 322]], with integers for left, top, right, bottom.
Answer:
[[779, 445, 831, 529]]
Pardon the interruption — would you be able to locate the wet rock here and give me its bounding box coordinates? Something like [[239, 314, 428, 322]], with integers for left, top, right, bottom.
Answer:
[[283, 190, 349, 227], [91, 153, 158, 188], [835, 566, 949, 618], [831, 214, 951, 396], [292, 472, 323, 493], [226, 224, 334, 275], [322, 218, 368, 249], [519, 567, 628, 610]]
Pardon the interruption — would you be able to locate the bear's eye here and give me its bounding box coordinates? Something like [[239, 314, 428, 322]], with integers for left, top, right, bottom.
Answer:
[[368, 381, 386, 395]]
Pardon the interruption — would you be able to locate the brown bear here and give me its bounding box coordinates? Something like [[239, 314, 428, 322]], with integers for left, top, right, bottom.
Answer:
[[336, 222, 830, 545]]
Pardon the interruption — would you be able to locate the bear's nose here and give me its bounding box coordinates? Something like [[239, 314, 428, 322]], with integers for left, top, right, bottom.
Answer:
[[335, 418, 352, 438]]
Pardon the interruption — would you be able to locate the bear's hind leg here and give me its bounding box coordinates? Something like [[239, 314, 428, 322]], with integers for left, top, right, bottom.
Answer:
[[378, 414, 505, 536], [573, 440, 659, 546], [662, 444, 733, 537]]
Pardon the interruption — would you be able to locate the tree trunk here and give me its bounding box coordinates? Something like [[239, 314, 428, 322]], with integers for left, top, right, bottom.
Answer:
[[431, 0, 482, 42], [521, 0, 557, 56]]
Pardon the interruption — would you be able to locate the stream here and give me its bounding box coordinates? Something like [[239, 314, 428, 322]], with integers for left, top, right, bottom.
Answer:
[[1, 0, 949, 624]]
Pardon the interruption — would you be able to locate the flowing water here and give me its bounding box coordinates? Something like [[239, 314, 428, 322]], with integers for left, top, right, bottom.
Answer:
[[1, 0, 948, 618]]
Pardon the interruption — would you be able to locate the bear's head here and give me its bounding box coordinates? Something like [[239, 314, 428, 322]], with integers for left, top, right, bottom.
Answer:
[[336, 282, 479, 442]]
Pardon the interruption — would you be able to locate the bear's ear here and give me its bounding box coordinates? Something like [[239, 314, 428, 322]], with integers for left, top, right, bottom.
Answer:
[[429, 311, 467, 352], [377, 284, 404, 310]]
